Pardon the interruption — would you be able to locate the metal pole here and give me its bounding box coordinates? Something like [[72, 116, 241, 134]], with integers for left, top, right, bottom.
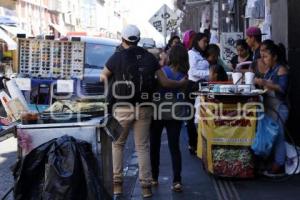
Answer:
[[236, 0, 240, 32], [218, 0, 221, 38], [163, 4, 167, 46], [39, 0, 42, 35]]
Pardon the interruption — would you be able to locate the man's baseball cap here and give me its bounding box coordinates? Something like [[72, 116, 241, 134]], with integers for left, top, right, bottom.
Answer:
[[246, 26, 266, 37], [121, 24, 140, 42]]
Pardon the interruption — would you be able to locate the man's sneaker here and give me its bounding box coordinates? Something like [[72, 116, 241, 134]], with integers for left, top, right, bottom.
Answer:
[[142, 187, 152, 198], [113, 183, 123, 196], [262, 164, 286, 178], [171, 182, 183, 192], [151, 179, 158, 187]]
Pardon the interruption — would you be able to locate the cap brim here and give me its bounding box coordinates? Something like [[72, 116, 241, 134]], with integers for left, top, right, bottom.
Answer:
[[247, 33, 267, 37]]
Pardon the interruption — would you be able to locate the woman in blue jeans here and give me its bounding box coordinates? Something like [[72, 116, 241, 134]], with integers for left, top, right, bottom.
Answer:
[[150, 44, 189, 192], [254, 42, 289, 177]]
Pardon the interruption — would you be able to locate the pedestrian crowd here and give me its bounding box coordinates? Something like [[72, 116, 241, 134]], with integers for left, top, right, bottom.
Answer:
[[100, 24, 290, 198]]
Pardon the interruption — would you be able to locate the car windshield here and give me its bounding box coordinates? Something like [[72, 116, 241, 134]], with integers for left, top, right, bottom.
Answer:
[[85, 43, 116, 69]]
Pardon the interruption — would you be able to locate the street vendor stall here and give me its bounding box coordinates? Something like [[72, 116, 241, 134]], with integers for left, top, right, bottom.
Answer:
[[0, 36, 120, 199], [196, 83, 263, 178]]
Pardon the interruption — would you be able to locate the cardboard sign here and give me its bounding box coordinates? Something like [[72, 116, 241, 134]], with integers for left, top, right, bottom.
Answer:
[[15, 78, 31, 91], [149, 4, 182, 36], [57, 80, 74, 93]]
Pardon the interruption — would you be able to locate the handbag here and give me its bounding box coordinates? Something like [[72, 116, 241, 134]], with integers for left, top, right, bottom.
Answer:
[[251, 113, 280, 157]]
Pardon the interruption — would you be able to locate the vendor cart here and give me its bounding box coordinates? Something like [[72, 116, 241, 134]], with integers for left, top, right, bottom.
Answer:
[[196, 91, 261, 178], [0, 115, 120, 199]]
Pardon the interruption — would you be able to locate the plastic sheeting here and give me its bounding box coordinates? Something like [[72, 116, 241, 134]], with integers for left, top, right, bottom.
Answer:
[[13, 135, 111, 200]]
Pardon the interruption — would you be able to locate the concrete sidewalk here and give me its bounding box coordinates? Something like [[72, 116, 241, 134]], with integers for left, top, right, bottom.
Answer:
[[125, 126, 300, 200], [130, 127, 218, 200]]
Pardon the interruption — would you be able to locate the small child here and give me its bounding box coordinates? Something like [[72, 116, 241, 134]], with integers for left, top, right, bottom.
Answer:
[[206, 44, 228, 82]]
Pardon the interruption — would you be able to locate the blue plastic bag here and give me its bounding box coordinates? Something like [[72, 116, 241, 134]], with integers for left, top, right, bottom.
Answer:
[[251, 113, 279, 157]]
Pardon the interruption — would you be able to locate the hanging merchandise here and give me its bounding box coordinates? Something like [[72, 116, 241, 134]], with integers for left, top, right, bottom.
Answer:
[[18, 39, 85, 79], [245, 0, 265, 19], [200, 5, 211, 32], [212, 2, 219, 29], [220, 32, 243, 64], [262, 0, 271, 40]]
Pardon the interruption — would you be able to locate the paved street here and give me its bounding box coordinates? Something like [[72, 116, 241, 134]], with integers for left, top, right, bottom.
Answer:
[[0, 137, 17, 200]]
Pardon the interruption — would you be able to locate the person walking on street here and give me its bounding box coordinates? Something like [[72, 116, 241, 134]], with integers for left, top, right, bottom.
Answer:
[[159, 35, 181, 67], [100, 24, 187, 198], [150, 44, 189, 192]]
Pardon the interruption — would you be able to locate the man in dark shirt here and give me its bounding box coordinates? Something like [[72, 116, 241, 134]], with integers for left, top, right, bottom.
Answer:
[[100, 24, 187, 198]]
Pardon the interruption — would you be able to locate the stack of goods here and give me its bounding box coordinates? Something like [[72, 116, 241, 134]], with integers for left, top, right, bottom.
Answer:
[[45, 100, 106, 114], [211, 145, 254, 178]]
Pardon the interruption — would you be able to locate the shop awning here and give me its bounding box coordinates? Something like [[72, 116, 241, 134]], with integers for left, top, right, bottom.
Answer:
[[66, 32, 87, 36], [0, 24, 26, 37], [49, 23, 66, 36], [0, 28, 17, 50]]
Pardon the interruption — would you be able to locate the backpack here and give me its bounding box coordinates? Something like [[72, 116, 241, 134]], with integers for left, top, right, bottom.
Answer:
[[113, 46, 158, 104]]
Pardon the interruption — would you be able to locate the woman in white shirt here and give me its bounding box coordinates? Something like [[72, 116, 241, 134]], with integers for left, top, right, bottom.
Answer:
[[186, 32, 209, 155]]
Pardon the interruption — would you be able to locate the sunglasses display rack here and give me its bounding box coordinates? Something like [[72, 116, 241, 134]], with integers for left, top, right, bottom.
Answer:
[[18, 39, 85, 79]]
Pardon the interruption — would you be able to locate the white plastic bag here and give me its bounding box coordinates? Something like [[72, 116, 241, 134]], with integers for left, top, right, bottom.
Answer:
[[285, 142, 300, 175]]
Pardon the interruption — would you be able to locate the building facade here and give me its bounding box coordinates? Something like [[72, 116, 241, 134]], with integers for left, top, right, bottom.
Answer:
[[14, 0, 63, 37]]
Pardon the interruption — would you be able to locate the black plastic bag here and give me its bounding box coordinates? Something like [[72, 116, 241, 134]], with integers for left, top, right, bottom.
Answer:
[[13, 135, 111, 200]]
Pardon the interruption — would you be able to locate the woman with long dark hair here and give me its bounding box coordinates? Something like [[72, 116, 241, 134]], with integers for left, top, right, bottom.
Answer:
[[254, 42, 289, 177], [186, 32, 210, 155], [230, 39, 252, 70], [150, 44, 189, 192], [165, 35, 181, 52]]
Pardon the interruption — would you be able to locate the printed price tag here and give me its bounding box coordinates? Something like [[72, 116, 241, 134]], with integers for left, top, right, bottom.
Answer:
[[57, 80, 74, 93], [15, 78, 31, 91]]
